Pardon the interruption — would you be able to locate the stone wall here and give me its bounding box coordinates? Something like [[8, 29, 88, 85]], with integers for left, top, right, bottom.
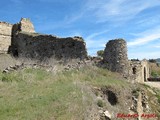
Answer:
[[9, 18, 35, 55], [129, 60, 150, 83], [103, 39, 129, 75], [8, 18, 87, 60], [103, 39, 150, 83], [0, 18, 150, 83], [19, 18, 35, 33], [0, 22, 12, 53], [11, 18, 35, 46], [11, 32, 87, 60], [0, 18, 34, 54]]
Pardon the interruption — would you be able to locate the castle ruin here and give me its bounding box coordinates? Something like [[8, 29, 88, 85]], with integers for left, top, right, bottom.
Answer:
[[103, 39, 128, 74], [0, 18, 150, 83], [0, 18, 87, 60], [129, 59, 149, 83], [103, 39, 150, 83]]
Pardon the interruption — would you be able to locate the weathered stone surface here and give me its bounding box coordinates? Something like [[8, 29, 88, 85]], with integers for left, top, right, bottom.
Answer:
[[9, 18, 35, 53], [19, 18, 35, 33], [7, 18, 87, 60], [10, 32, 87, 60], [103, 39, 150, 83], [0, 22, 12, 53], [0, 18, 34, 54], [129, 60, 150, 83], [103, 39, 129, 74], [130, 89, 150, 119], [0, 18, 150, 83]]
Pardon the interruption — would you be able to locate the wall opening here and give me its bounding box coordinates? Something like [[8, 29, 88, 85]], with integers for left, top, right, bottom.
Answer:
[[144, 67, 147, 82], [132, 67, 136, 74], [103, 89, 118, 106], [12, 48, 18, 57]]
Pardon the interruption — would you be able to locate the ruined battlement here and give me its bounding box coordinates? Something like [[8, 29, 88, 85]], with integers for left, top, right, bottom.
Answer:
[[10, 31, 87, 60], [0, 22, 12, 27], [0, 22, 13, 36], [0, 18, 35, 53], [18, 18, 35, 33], [1, 18, 88, 60]]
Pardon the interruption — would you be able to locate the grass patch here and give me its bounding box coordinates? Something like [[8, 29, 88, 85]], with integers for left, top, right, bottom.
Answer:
[[149, 63, 160, 77], [155, 90, 160, 104], [74, 66, 130, 88], [0, 66, 129, 120], [97, 99, 104, 107]]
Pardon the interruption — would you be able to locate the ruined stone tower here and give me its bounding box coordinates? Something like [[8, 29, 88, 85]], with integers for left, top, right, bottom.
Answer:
[[18, 18, 35, 33], [8, 18, 35, 56], [0, 18, 35, 54], [103, 39, 150, 83], [103, 39, 129, 74]]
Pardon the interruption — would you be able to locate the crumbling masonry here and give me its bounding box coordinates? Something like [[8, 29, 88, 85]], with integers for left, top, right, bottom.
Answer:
[[0, 18, 150, 83], [1, 18, 87, 60], [103, 39, 128, 74], [103, 39, 150, 83], [0, 22, 12, 53]]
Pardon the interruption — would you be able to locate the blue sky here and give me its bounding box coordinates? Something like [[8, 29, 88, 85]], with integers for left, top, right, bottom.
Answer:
[[1, 0, 160, 59]]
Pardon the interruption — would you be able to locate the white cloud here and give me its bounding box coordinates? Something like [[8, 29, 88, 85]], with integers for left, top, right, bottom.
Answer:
[[136, 15, 160, 27], [85, 0, 160, 23], [154, 45, 160, 48], [64, 12, 84, 24], [34, 0, 160, 34], [84, 30, 109, 50], [128, 34, 160, 46], [86, 38, 106, 49], [85, 30, 109, 40], [128, 26, 160, 46]]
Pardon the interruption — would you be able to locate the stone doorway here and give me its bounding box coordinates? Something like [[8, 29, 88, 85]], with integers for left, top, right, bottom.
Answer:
[[144, 67, 147, 82]]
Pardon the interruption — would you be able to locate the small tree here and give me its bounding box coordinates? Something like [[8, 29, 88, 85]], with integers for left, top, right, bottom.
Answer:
[[149, 59, 157, 63], [97, 50, 104, 57]]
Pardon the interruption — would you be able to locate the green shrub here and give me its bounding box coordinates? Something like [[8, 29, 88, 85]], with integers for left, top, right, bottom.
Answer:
[[97, 99, 104, 107], [0, 73, 21, 82], [151, 71, 158, 78], [97, 50, 104, 57], [156, 94, 160, 104]]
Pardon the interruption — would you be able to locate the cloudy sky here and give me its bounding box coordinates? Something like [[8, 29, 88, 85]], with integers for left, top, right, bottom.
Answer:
[[1, 0, 160, 59]]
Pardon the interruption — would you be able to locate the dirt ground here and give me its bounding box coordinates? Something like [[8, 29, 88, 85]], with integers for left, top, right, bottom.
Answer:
[[0, 54, 18, 71], [145, 82, 160, 89]]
